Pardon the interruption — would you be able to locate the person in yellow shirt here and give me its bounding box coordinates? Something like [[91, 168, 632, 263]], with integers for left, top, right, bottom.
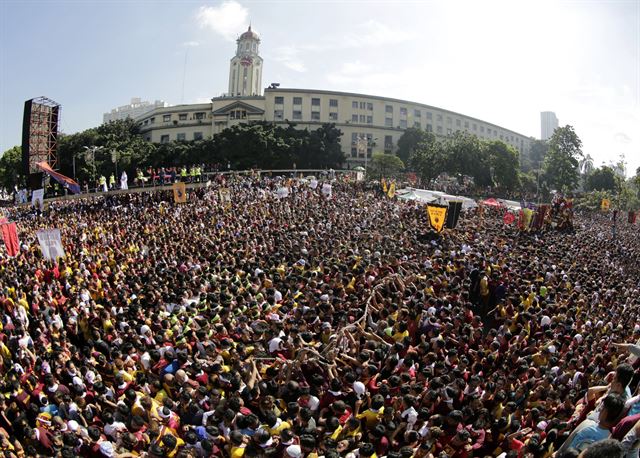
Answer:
[[356, 394, 385, 429]]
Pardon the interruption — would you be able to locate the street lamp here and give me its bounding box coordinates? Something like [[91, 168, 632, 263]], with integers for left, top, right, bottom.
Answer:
[[83, 146, 104, 186]]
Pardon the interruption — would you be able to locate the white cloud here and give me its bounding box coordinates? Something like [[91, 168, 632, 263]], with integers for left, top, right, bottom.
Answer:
[[344, 20, 413, 48], [183, 41, 200, 47], [196, 1, 248, 42], [272, 45, 307, 73], [614, 132, 632, 144]]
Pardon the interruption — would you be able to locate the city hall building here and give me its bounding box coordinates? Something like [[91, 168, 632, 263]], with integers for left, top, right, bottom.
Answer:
[[136, 26, 531, 165]]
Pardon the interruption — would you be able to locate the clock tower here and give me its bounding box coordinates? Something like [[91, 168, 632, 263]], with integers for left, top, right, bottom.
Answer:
[[228, 25, 263, 97]]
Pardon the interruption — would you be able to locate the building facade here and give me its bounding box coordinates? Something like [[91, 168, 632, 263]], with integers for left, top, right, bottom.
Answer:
[[540, 111, 559, 141], [104, 98, 167, 124], [136, 26, 532, 165]]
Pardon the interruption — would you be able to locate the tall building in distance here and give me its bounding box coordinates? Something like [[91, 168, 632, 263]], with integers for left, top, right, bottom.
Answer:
[[540, 111, 559, 141], [103, 98, 167, 124], [228, 26, 263, 97]]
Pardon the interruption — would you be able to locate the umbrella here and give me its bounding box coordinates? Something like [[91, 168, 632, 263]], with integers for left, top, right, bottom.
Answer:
[[353, 166, 365, 171]]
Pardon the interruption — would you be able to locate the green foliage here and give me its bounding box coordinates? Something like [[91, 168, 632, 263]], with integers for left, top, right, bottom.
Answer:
[[523, 139, 549, 173], [585, 166, 618, 192], [542, 125, 582, 192], [409, 134, 446, 184], [484, 140, 520, 190], [55, 120, 345, 184], [0, 146, 23, 190], [396, 127, 433, 165], [368, 153, 404, 179], [574, 190, 613, 212]]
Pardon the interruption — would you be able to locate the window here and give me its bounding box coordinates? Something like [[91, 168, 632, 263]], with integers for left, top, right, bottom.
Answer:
[[426, 124, 433, 132], [472, 123, 477, 131], [494, 130, 497, 137], [367, 103, 373, 111], [384, 135, 393, 152], [359, 115, 366, 123], [456, 119, 461, 127], [500, 134, 504, 140], [480, 125, 485, 133], [414, 121, 421, 128], [427, 112, 432, 120], [352, 101, 358, 109], [163, 114, 171, 122], [400, 107, 408, 116], [385, 117, 393, 127], [275, 96, 284, 104], [160, 134, 170, 143], [311, 111, 320, 121], [447, 117, 452, 125], [352, 132, 359, 147], [293, 97, 302, 105], [194, 132, 203, 140], [385, 105, 393, 113], [437, 126, 443, 134], [464, 121, 469, 129], [274, 110, 284, 120], [360, 102, 366, 109], [414, 109, 421, 117], [177, 133, 186, 141], [179, 113, 187, 121], [195, 112, 205, 120], [312, 98, 320, 106], [400, 119, 408, 128], [352, 114, 359, 122], [351, 148, 357, 158], [436, 114, 442, 122], [367, 115, 373, 124], [447, 128, 452, 135], [293, 110, 302, 120], [329, 112, 338, 121], [143, 120, 148, 125], [329, 99, 338, 107]]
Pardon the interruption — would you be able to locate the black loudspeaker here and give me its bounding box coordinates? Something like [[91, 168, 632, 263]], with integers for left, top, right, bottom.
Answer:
[[27, 173, 43, 190]]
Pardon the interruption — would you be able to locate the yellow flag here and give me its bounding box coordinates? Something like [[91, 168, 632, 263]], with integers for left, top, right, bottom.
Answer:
[[381, 178, 387, 193], [173, 182, 187, 203], [427, 204, 448, 233], [387, 182, 396, 198], [601, 199, 610, 211]]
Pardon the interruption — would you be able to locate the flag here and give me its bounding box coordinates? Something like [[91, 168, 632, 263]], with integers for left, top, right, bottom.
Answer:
[[427, 204, 448, 233], [532, 205, 549, 230], [310, 179, 318, 189], [629, 211, 637, 224], [173, 182, 187, 203], [276, 187, 289, 198], [381, 178, 388, 193], [36, 229, 65, 260], [31, 189, 44, 211], [219, 188, 231, 203], [321, 183, 332, 198], [601, 199, 610, 211], [35, 161, 81, 194], [1, 222, 19, 257], [503, 211, 515, 225], [518, 208, 534, 230], [445, 201, 462, 229], [387, 182, 396, 198]]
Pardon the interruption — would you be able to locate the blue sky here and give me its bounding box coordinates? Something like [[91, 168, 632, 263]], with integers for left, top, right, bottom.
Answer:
[[1, 0, 639, 175]]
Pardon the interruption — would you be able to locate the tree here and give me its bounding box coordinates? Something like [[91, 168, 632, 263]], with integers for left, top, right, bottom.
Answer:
[[585, 166, 618, 192], [523, 139, 548, 173], [410, 138, 447, 185], [442, 132, 491, 186], [368, 153, 404, 179], [484, 140, 520, 191], [542, 125, 583, 192], [0, 146, 23, 191], [396, 127, 432, 166], [579, 153, 595, 176]]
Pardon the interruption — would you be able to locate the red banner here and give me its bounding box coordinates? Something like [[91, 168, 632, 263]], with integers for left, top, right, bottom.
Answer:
[[1, 223, 19, 257], [503, 211, 515, 225]]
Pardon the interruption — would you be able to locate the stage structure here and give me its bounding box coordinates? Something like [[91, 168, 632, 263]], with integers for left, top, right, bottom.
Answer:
[[22, 97, 60, 187]]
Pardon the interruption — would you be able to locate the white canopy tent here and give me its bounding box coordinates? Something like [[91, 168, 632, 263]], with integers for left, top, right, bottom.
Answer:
[[397, 188, 478, 209]]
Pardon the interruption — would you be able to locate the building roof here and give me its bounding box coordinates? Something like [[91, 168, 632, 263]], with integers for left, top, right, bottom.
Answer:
[[239, 25, 259, 41]]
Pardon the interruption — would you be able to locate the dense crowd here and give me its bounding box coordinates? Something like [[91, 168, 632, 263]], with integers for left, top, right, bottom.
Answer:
[[0, 176, 638, 458]]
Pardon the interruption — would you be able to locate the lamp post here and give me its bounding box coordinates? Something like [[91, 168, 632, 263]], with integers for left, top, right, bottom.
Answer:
[[83, 146, 104, 186]]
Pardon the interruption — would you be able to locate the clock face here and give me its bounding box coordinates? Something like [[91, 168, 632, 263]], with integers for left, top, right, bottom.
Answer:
[[240, 56, 253, 67]]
